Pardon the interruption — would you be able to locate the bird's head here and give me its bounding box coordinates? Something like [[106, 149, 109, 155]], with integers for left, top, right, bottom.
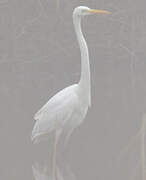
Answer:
[[73, 6, 111, 18]]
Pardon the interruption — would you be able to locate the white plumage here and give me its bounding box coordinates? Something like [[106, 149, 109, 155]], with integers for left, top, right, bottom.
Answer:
[[32, 84, 88, 144]]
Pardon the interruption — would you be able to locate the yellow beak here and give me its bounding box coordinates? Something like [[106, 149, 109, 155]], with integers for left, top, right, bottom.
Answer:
[[88, 9, 111, 14]]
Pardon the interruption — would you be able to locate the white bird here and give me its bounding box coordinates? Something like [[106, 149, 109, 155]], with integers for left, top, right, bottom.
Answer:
[[31, 6, 110, 179]]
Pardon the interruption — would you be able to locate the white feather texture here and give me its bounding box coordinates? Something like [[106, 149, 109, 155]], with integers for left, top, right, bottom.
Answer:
[[31, 84, 88, 144]]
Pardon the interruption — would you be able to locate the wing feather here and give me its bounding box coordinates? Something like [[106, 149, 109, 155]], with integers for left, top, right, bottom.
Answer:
[[31, 84, 78, 143], [34, 84, 77, 121]]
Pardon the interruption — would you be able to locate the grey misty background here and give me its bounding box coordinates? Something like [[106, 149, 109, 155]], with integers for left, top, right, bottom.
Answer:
[[0, 0, 146, 179]]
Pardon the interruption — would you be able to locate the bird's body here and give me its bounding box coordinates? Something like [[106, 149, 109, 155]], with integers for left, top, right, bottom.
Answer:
[[32, 84, 88, 144]]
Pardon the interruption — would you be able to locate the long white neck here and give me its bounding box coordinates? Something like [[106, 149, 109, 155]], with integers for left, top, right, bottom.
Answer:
[[73, 15, 91, 106]]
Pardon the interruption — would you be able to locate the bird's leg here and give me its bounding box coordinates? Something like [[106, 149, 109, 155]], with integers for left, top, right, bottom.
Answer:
[[52, 133, 57, 180], [52, 130, 61, 180], [140, 116, 146, 180], [56, 0, 60, 13]]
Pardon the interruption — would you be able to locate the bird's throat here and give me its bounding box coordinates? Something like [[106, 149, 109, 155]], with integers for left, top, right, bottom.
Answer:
[[73, 15, 91, 106]]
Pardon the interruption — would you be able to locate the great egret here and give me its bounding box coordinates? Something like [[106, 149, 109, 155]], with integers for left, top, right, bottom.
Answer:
[[31, 6, 110, 179]]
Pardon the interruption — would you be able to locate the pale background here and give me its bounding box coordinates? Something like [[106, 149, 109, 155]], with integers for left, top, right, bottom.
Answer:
[[0, 0, 146, 179]]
